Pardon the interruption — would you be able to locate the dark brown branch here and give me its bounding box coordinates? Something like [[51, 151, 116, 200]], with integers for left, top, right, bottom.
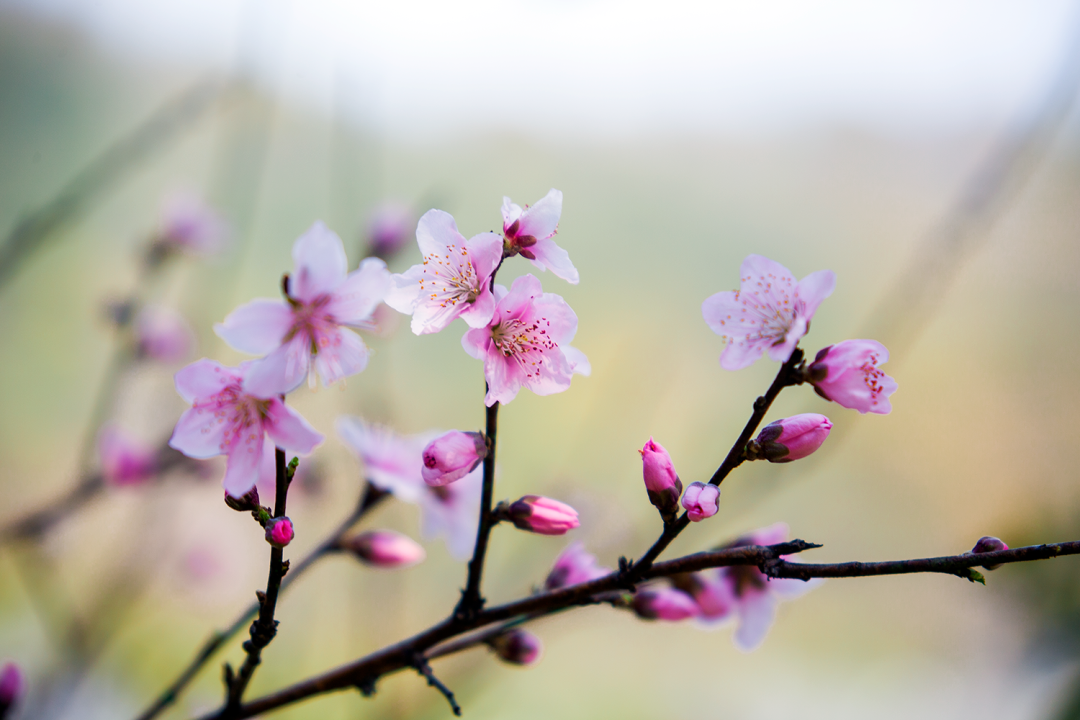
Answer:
[[455, 399, 500, 619], [412, 655, 461, 717], [133, 483, 386, 720], [626, 348, 804, 578]]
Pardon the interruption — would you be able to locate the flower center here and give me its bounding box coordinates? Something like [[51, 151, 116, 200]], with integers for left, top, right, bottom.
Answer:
[[284, 295, 337, 355], [417, 244, 480, 308], [490, 316, 557, 379], [197, 384, 271, 453], [861, 352, 887, 407]]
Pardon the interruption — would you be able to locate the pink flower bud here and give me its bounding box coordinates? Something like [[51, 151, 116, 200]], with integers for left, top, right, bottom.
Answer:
[[507, 496, 580, 535], [98, 425, 157, 487], [0, 662, 24, 712], [158, 192, 228, 258], [545, 542, 610, 591], [490, 629, 543, 666], [749, 414, 832, 463], [971, 536, 1009, 570], [640, 437, 682, 516], [265, 517, 294, 548], [367, 202, 413, 259], [681, 482, 720, 522], [631, 586, 700, 621], [134, 305, 195, 363], [224, 486, 260, 512], [344, 530, 426, 568], [421, 431, 487, 487], [807, 339, 898, 415]]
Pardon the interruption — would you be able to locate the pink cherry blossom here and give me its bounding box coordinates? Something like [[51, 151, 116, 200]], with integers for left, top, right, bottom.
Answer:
[[749, 413, 832, 463], [491, 629, 543, 666], [702, 254, 836, 371], [681, 482, 720, 522], [807, 339, 897, 415], [344, 530, 426, 568], [98, 424, 158, 487], [336, 417, 481, 559], [169, 359, 324, 498], [501, 189, 579, 284], [632, 586, 700, 621], [215, 221, 391, 395], [157, 192, 229, 257], [506, 495, 580, 535], [545, 542, 611, 591], [422, 430, 487, 486], [462, 274, 589, 406], [135, 305, 195, 363], [385, 210, 502, 335]]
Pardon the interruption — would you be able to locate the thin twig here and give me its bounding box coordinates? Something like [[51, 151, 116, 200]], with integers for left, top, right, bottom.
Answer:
[[456, 398, 500, 619], [412, 655, 461, 717]]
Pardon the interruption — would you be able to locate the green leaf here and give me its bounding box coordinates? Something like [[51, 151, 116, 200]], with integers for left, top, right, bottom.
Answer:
[[963, 568, 986, 585]]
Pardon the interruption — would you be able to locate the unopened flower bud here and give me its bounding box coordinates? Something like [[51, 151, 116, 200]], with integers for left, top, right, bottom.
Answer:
[[640, 438, 682, 519], [265, 517, 294, 548], [971, 536, 1009, 570], [343, 530, 426, 568], [507, 496, 580, 535], [490, 629, 543, 666], [0, 662, 24, 714], [545, 542, 610, 591], [681, 482, 720, 522], [367, 202, 413, 259], [422, 431, 486, 487], [134, 305, 195, 363], [747, 414, 832, 463], [631, 586, 699, 621], [807, 339, 898, 415], [224, 486, 261, 512]]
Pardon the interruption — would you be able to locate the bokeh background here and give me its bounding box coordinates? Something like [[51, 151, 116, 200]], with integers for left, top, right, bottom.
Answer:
[[3, 1, 1080, 718]]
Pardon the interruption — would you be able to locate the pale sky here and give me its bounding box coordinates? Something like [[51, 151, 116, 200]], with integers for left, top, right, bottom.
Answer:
[[5, 0, 1079, 140]]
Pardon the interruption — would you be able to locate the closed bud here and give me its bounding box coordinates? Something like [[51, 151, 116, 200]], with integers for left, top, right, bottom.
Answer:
[[971, 536, 1009, 570], [545, 542, 610, 591], [0, 662, 24, 715], [640, 438, 682, 519], [264, 517, 294, 548], [747, 414, 832, 463], [507, 496, 580, 535], [422, 431, 486, 487], [343, 530, 426, 568], [490, 629, 543, 666], [631, 586, 700, 621], [681, 482, 720, 522], [224, 486, 261, 512], [367, 202, 413, 259]]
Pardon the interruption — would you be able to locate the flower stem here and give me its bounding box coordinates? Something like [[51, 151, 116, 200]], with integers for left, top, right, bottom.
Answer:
[[455, 397, 500, 619]]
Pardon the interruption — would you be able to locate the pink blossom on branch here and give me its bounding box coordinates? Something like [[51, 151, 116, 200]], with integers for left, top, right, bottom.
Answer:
[[632, 586, 700, 621], [157, 192, 229, 258], [681, 482, 720, 522], [98, 424, 157, 487], [702, 254, 835, 371], [169, 359, 323, 498], [501, 189, 579, 284], [806, 339, 897, 415], [344, 530, 426, 568], [462, 274, 589, 407], [265, 516, 294, 548], [747, 413, 832, 463], [385, 210, 502, 335], [971, 536, 1009, 570], [215, 221, 391, 396], [545, 542, 611, 591], [422, 430, 487, 487], [134, 305, 195, 363], [506, 495, 580, 535], [640, 437, 682, 518]]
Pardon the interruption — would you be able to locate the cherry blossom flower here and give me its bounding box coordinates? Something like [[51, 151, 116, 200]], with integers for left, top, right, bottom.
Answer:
[[169, 359, 323, 498], [462, 274, 589, 406], [98, 424, 157, 487], [632, 586, 700, 621], [806, 339, 897, 415], [702, 254, 836, 371], [157, 192, 229, 258], [215, 221, 391, 396], [336, 417, 481, 559], [385, 210, 502, 335], [692, 523, 820, 650], [501, 189, 579, 284], [422, 430, 486, 486], [545, 542, 611, 591], [747, 413, 832, 463], [491, 630, 543, 665], [134, 305, 195, 363], [344, 530, 426, 568]]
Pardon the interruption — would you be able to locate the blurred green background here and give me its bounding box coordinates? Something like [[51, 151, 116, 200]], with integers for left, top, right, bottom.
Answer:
[[3, 3, 1080, 719]]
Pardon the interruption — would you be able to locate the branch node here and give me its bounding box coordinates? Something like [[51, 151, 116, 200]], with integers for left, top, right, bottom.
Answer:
[[355, 677, 377, 698], [412, 654, 461, 716]]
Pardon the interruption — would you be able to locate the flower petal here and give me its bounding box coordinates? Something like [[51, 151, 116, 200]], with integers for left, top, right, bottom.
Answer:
[[242, 340, 309, 397], [501, 197, 523, 227], [562, 345, 591, 376], [291, 221, 348, 303], [223, 433, 265, 498], [327, 257, 392, 325], [384, 265, 423, 315], [215, 299, 294, 355], [416, 209, 466, 256], [528, 238, 579, 284], [467, 232, 504, 284], [264, 399, 324, 454], [312, 327, 370, 386], [169, 405, 229, 459], [796, 269, 836, 319], [733, 593, 778, 652], [457, 287, 496, 329], [517, 189, 562, 241], [174, 359, 239, 404]]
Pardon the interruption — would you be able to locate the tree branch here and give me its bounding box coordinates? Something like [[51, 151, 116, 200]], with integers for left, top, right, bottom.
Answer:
[[455, 398, 499, 619]]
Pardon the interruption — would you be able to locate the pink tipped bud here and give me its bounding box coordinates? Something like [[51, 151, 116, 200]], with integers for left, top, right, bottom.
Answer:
[[681, 482, 720, 522], [971, 536, 1009, 570], [265, 517, 294, 548], [422, 431, 487, 487], [134, 305, 195, 363], [224, 486, 261, 512], [807, 339, 897, 415], [640, 437, 682, 517], [545, 542, 610, 591], [490, 629, 543, 666], [98, 424, 157, 487], [631, 586, 700, 621], [507, 496, 580, 535], [748, 413, 832, 463], [0, 662, 24, 712], [344, 530, 426, 568]]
